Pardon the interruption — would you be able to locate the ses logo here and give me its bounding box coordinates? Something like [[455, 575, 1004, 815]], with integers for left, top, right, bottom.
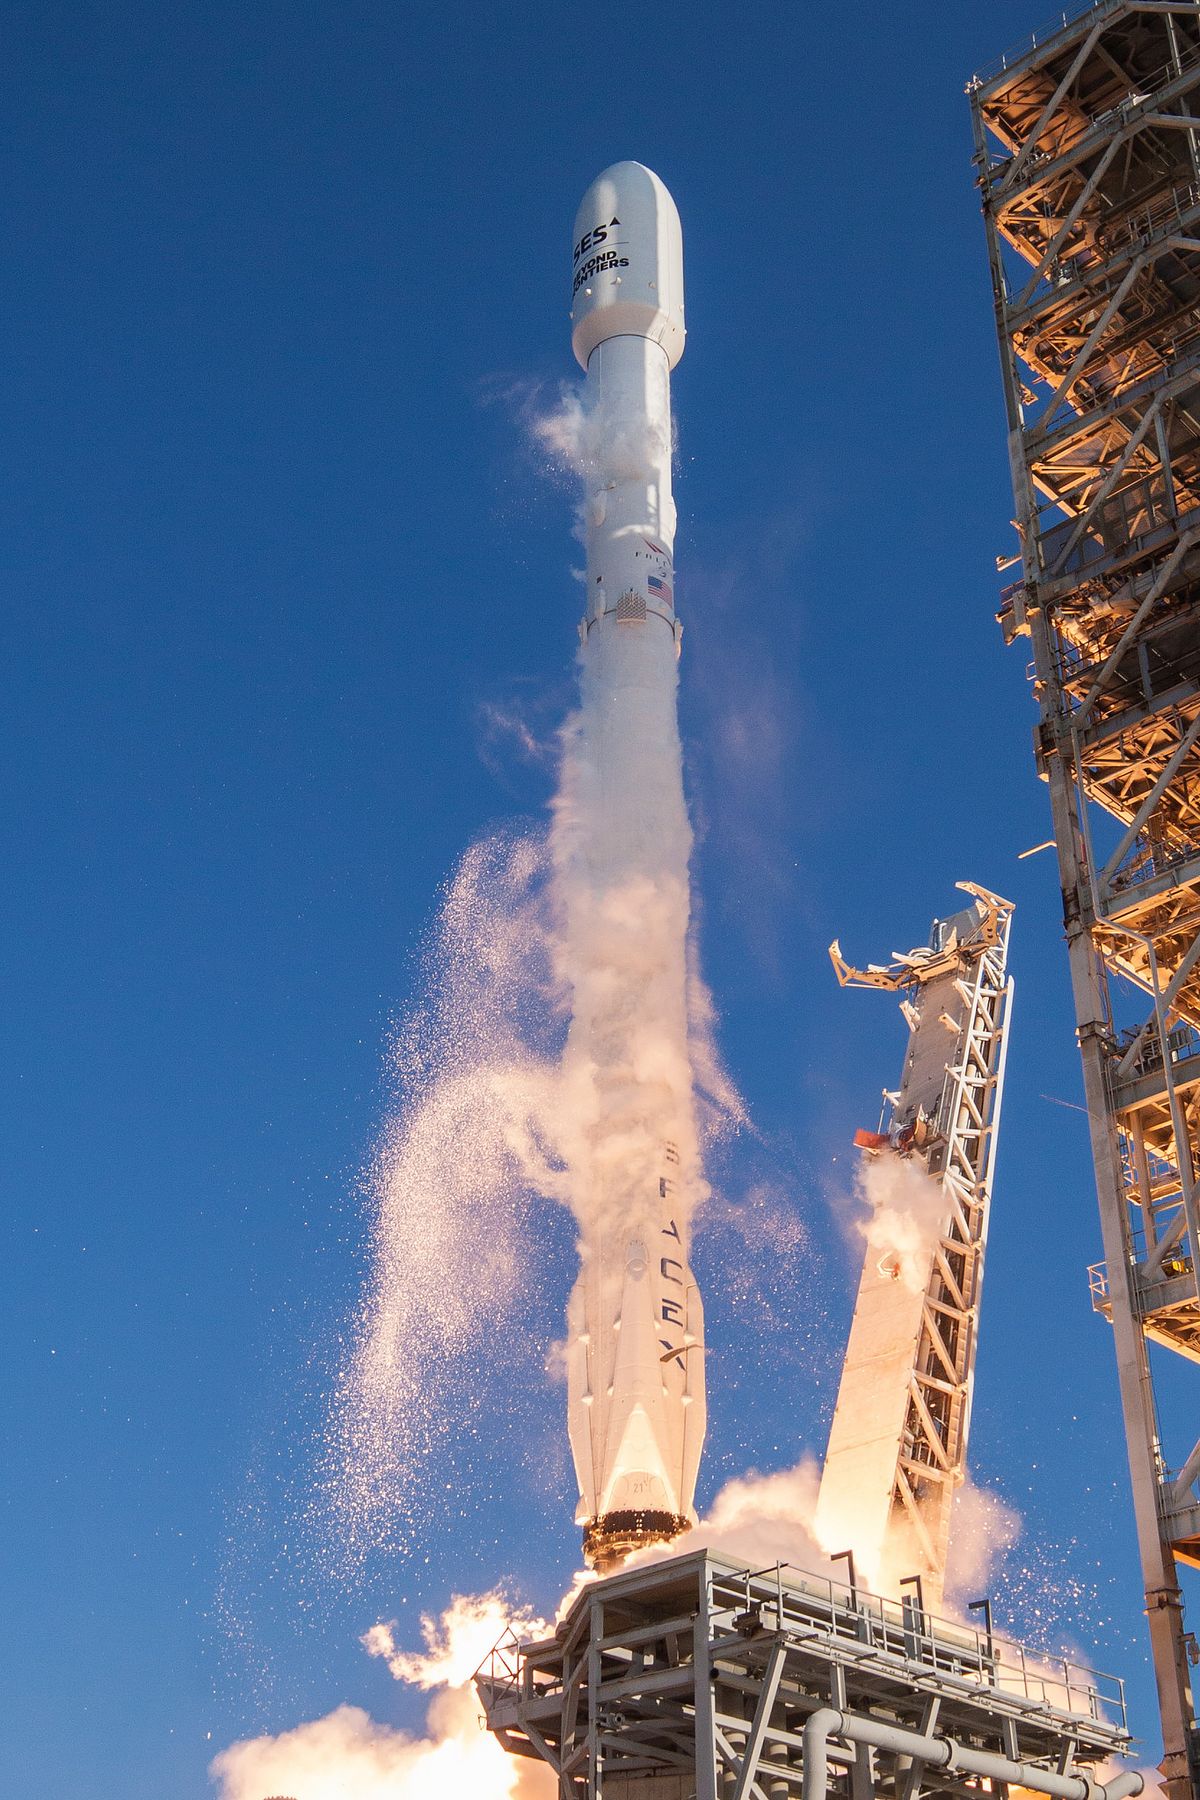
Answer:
[[572, 216, 630, 298], [573, 216, 621, 265]]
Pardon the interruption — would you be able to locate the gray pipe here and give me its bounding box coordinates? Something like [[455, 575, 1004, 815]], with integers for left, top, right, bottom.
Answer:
[[800, 1706, 1144, 1800]]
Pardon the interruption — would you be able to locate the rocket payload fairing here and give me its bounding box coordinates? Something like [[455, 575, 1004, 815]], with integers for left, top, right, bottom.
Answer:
[[563, 164, 706, 1571]]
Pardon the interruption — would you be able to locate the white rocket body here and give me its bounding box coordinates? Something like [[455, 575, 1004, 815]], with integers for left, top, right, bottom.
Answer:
[[563, 164, 706, 1570]]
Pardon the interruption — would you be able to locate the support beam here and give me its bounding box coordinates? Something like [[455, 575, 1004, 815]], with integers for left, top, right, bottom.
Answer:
[[972, 11, 1200, 1789], [731, 1640, 788, 1800]]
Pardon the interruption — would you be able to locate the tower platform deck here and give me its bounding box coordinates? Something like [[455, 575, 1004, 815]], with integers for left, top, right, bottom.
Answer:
[[476, 1550, 1132, 1799]]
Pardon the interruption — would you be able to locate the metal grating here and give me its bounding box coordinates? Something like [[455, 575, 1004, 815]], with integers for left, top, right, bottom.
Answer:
[[970, 6, 1200, 1790]]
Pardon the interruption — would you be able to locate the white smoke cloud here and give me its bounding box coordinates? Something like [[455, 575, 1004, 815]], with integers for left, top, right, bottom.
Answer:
[[689, 1457, 832, 1574], [624, 1456, 1021, 1624], [532, 378, 674, 489], [531, 382, 591, 477], [855, 1151, 946, 1294], [1098, 1759, 1162, 1799], [476, 697, 557, 772], [542, 356, 739, 1238], [211, 1594, 555, 1800], [620, 1457, 858, 1591], [944, 1477, 1023, 1602], [210, 1693, 552, 1800], [362, 1591, 546, 1690], [322, 371, 744, 1565]]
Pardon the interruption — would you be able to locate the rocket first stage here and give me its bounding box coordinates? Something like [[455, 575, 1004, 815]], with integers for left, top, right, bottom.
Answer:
[[563, 163, 706, 1570]]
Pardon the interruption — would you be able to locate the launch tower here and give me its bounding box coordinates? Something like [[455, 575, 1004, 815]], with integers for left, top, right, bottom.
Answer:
[[815, 885, 1013, 1611], [971, 4, 1200, 1789]]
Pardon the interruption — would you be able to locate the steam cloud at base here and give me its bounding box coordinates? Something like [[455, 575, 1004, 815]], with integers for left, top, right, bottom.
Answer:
[[212, 1468, 1028, 1799], [211, 1593, 556, 1800]]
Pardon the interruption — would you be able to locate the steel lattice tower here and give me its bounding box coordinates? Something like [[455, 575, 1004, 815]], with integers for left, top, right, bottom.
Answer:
[[970, 5, 1200, 1791], [817, 885, 1014, 1612]]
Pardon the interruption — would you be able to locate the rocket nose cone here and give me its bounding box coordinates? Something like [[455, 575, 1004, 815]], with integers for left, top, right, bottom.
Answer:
[[588, 159, 674, 198], [570, 162, 685, 371]]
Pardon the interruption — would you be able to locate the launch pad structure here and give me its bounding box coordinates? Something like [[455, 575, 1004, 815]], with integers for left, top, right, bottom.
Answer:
[[476, 1549, 1138, 1800], [971, 1, 1200, 1789]]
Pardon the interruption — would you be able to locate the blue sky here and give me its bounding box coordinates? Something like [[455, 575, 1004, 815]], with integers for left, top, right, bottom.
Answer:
[[2, 1, 1187, 1794]]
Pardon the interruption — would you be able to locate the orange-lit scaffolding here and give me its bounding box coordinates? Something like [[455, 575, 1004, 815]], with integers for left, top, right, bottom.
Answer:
[[971, 6, 1200, 1790]]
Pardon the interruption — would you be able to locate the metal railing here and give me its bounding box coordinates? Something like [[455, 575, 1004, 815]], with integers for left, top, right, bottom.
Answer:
[[1098, 177, 1200, 255], [978, 23, 1200, 182], [971, 1, 1115, 85], [708, 1562, 1128, 1732], [475, 1626, 550, 1708], [1090, 1238, 1197, 1315], [1090, 1259, 1112, 1310], [475, 1557, 1131, 1730]]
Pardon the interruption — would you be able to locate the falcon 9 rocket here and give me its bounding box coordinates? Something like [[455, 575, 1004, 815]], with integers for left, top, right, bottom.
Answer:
[[560, 164, 706, 1571]]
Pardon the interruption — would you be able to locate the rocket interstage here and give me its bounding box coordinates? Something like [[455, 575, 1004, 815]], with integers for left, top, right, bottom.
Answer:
[[560, 164, 705, 1571]]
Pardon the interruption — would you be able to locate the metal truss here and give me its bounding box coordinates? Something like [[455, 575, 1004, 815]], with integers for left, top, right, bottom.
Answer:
[[821, 888, 1014, 1610], [970, 5, 1200, 1791], [476, 1550, 1131, 1800]]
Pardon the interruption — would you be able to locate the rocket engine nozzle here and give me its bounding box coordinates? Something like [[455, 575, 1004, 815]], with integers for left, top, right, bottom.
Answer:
[[583, 1510, 691, 1573]]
